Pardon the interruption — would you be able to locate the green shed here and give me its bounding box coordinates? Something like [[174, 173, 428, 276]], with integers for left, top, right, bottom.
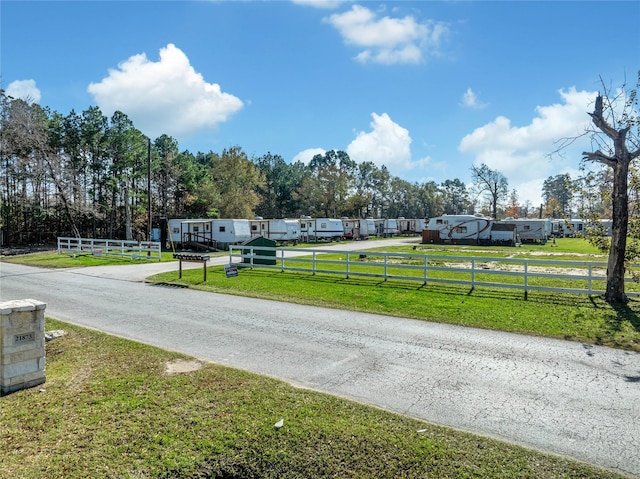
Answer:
[[241, 236, 277, 265]]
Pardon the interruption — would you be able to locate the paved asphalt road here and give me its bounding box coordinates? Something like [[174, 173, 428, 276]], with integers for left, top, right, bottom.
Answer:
[[1, 247, 639, 476]]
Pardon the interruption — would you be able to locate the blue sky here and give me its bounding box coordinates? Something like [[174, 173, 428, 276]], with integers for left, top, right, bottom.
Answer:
[[2, 0, 639, 206]]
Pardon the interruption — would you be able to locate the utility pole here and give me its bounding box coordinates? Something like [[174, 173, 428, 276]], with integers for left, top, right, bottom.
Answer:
[[147, 137, 152, 242]]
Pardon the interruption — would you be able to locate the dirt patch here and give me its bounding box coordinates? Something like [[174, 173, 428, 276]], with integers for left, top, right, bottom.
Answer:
[[165, 359, 203, 375]]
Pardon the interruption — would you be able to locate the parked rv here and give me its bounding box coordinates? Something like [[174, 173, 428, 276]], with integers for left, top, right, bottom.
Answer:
[[211, 219, 251, 248], [273, 219, 300, 244], [382, 218, 399, 237], [424, 214, 493, 244], [341, 218, 361, 240], [501, 218, 551, 244], [415, 218, 428, 235], [167, 218, 214, 248], [397, 217, 416, 236], [300, 216, 344, 242], [360, 218, 376, 239]]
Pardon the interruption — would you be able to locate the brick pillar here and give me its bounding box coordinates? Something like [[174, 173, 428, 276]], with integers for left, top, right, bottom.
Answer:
[[0, 299, 46, 396]]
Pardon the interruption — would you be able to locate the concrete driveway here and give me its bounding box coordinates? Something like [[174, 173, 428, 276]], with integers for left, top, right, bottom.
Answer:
[[1, 249, 638, 476]]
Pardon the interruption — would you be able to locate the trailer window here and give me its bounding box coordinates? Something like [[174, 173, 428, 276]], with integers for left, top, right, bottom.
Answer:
[[172, 228, 179, 233], [219, 226, 226, 232], [524, 225, 530, 231], [251, 225, 258, 231], [455, 226, 467, 233], [321, 222, 327, 228]]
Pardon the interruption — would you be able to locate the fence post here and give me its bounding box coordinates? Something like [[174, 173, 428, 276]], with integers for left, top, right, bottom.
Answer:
[[346, 253, 350, 279], [524, 262, 529, 300], [471, 259, 475, 289], [312, 252, 317, 275], [384, 254, 388, 281], [588, 265, 592, 294], [281, 249, 285, 272], [423, 256, 428, 285]]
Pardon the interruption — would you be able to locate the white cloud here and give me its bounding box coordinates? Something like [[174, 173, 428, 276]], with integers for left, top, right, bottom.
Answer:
[[292, 147, 326, 164], [458, 87, 596, 204], [460, 88, 487, 109], [347, 112, 431, 172], [87, 43, 243, 139], [5, 79, 41, 104], [325, 5, 448, 65]]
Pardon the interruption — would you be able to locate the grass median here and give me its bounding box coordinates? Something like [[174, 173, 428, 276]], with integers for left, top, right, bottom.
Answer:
[[150, 261, 640, 352], [0, 318, 628, 479]]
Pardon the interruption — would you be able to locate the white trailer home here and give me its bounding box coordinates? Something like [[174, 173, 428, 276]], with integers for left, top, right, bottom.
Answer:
[[249, 217, 270, 239], [397, 217, 416, 235], [271, 219, 300, 244], [300, 217, 344, 242], [424, 214, 493, 244], [211, 219, 251, 248], [501, 218, 551, 243], [341, 218, 361, 240], [360, 218, 376, 239], [167, 218, 214, 247], [488, 223, 518, 246], [415, 218, 428, 235], [340, 218, 376, 240], [382, 218, 399, 237]]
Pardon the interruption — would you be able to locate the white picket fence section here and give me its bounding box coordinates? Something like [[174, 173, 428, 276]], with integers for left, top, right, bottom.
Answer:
[[57, 237, 162, 261], [229, 245, 640, 298]]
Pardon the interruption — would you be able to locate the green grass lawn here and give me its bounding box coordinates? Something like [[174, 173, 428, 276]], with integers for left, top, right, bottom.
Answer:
[[0, 249, 225, 268], [0, 319, 627, 479], [152, 266, 640, 351]]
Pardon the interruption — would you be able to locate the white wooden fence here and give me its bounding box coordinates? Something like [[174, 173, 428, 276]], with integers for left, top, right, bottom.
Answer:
[[230, 245, 640, 298], [57, 237, 162, 261]]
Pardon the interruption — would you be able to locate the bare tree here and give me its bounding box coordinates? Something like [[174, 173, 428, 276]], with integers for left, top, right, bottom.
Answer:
[[582, 74, 640, 303], [470, 163, 508, 219]]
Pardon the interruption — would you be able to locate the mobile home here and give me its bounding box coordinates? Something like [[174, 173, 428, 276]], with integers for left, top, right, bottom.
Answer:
[[249, 217, 270, 239], [167, 218, 214, 247], [501, 218, 551, 243], [300, 217, 344, 242], [382, 218, 399, 237], [397, 217, 416, 236], [262, 218, 300, 244], [211, 219, 251, 248], [360, 218, 376, 239], [341, 218, 361, 240]]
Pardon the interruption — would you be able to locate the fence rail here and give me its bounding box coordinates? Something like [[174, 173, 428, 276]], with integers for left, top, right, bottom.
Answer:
[[57, 237, 162, 261], [229, 245, 640, 298]]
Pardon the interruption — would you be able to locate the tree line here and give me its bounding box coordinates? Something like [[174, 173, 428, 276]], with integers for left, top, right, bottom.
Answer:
[[0, 92, 633, 246]]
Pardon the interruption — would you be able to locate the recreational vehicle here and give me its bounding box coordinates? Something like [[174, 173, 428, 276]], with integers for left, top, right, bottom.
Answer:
[[300, 217, 344, 242], [249, 217, 270, 239], [211, 219, 251, 248], [382, 218, 399, 237], [341, 218, 361, 240], [167, 218, 214, 248], [271, 219, 300, 244], [415, 218, 428, 235], [397, 217, 416, 236], [360, 218, 376, 239], [488, 223, 518, 246], [424, 214, 493, 244], [501, 218, 551, 243]]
